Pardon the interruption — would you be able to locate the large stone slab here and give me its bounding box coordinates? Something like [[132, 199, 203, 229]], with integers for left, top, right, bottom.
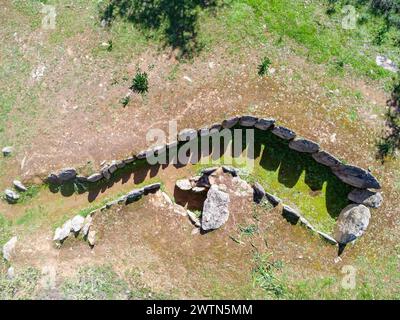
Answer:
[[332, 165, 381, 189], [239, 115, 258, 127], [222, 116, 240, 129], [312, 150, 341, 168], [201, 185, 230, 231], [271, 126, 296, 140], [254, 118, 275, 130], [348, 189, 383, 208], [334, 204, 371, 244], [289, 138, 320, 153]]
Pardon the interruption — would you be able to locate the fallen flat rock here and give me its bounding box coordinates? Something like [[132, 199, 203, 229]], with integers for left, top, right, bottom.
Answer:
[[71, 215, 85, 233], [348, 189, 383, 208], [176, 179, 192, 191], [2, 146, 12, 157], [2, 236, 17, 261], [4, 189, 19, 203], [254, 118, 275, 130], [178, 128, 197, 141], [87, 172, 103, 182], [252, 182, 265, 204], [239, 115, 258, 127], [13, 180, 27, 192], [271, 126, 296, 140], [332, 165, 381, 189], [201, 185, 230, 231], [312, 151, 341, 168], [334, 204, 370, 244], [289, 138, 320, 153], [222, 116, 240, 129]]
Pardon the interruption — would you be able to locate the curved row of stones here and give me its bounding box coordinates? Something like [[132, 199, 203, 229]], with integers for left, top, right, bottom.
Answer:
[[46, 115, 382, 191], [52, 182, 161, 248]]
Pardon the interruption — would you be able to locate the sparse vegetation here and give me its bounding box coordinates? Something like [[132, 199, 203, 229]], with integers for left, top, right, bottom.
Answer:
[[257, 57, 272, 76], [130, 70, 149, 95], [62, 265, 129, 300], [252, 252, 286, 298], [0, 267, 40, 300]]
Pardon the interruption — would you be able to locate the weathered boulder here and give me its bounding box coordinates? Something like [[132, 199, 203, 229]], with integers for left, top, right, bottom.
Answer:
[[282, 205, 301, 224], [46, 173, 60, 185], [58, 168, 77, 182], [108, 161, 118, 174], [239, 115, 258, 127], [265, 192, 281, 206], [2, 146, 13, 157], [87, 230, 96, 246], [271, 126, 296, 140], [332, 165, 381, 189], [4, 189, 19, 203], [201, 185, 230, 231], [2, 236, 17, 261], [252, 182, 265, 204], [101, 165, 111, 180], [348, 189, 383, 208], [222, 116, 240, 129], [87, 172, 103, 182], [176, 179, 192, 191], [81, 215, 92, 237], [289, 138, 320, 153], [13, 180, 27, 192], [254, 118, 275, 130], [334, 204, 371, 244], [178, 128, 197, 141], [53, 219, 72, 242], [312, 151, 341, 168], [71, 215, 85, 233]]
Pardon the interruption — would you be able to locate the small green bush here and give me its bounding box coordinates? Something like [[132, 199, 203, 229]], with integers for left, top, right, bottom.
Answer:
[[258, 57, 272, 76], [130, 70, 149, 94]]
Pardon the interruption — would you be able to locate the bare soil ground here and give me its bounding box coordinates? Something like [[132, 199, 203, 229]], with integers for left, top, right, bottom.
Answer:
[[1, 0, 399, 299]]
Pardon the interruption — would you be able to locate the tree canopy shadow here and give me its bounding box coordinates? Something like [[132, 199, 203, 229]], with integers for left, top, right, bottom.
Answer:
[[99, 0, 219, 58]]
